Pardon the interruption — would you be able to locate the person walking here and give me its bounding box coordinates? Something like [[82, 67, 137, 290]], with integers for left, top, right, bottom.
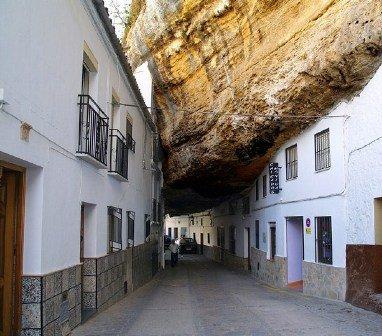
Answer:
[[168, 239, 179, 267]]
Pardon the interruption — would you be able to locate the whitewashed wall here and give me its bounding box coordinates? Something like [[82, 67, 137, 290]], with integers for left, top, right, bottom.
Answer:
[[0, 0, 158, 275]]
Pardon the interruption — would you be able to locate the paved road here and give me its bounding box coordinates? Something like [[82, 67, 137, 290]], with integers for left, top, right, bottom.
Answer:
[[73, 255, 382, 336]]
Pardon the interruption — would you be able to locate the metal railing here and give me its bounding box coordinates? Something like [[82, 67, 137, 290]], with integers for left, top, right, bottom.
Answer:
[[77, 95, 109, 165], [126, 133, 136, 153], [109, 129, 129, 180]]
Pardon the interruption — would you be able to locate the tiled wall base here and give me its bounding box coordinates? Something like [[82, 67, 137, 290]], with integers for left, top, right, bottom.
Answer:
[[82, 249, 126, 313], [303, 261, 346, 301], [21, 264, 82, 336], [202, 245, 249, 271], [251, 248, 287, 288]]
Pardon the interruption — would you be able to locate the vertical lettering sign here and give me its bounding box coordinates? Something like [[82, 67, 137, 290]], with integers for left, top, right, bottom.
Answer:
[[269, 163, 280, 194]]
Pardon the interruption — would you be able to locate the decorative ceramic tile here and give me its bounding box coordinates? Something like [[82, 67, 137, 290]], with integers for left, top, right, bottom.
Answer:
[[42, 294, 61, 327], [62, 269, 69, 292], [83, 292, 96, 309], [22, 277, 42, 303], [20, 329, 42, 336], [83, 259, 96, 276], [22, 303, 41, 329], [42, 273, 56, 301], [68, 267, 76, 289]]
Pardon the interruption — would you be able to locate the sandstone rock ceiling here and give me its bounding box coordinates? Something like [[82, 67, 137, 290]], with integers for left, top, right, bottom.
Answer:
[[124, 0, 382, 215]]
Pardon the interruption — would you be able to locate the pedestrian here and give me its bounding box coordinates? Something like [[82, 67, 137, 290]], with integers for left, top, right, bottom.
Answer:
[[168, 239, 179, 267]]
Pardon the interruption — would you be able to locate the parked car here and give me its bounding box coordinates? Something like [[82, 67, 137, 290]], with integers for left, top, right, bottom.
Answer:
[[164, 235, 171, 250], [179, 237, 198, 254]]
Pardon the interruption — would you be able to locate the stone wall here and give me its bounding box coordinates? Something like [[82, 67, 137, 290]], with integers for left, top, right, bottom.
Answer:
[[21, 241, 160, 336], [346, 245, 382, 313], [22, 264, 82, 336], [303, 261, 346, 301], [82, 249, 126, 315], [222, 251, 249, 272], [132, 240, 159, 290], [251, 248, 287, 288]]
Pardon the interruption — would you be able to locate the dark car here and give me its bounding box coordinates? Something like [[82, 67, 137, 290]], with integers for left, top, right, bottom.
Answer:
[[179, 238, 197, 254], [164, 235, 171, 250]]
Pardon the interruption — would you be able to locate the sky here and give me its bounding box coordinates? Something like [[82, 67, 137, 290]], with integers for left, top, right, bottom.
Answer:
[[104, 0, 132, 39]]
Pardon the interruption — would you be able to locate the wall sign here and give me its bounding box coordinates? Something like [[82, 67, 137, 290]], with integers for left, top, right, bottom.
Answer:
[[306, 218, 311, 227], [269, 162, 281, 194], [305, 228, 312, 234], [305, 218, 312, 234]]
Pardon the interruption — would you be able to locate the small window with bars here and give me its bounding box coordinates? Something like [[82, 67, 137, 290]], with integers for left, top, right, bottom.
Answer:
[[262, 175, 267, 197], [242, 197, 250, 215], [229, 226, 236, 254], [286, 144, 298, 180], [269, 223, 276, 260], [316, 216, 332, 264], [144, 214, 151, 239], [315, 129, 331, 171], [255, 220, 260, 249], [108, 206, 122, 253], [255, 179, 259, 201], [127, 211, 135, 247]]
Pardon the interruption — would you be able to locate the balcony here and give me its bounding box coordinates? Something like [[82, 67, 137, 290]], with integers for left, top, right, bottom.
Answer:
[[126, 133, 136, 153], [109, 129, 129, 181], [77, 95, 109, 168]]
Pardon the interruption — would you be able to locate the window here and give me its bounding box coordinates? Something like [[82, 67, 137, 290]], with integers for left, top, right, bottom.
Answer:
[[255, 220, 260, 249], [108, 207, 122, 253], [201, 218, 204, 226], [127, 211, 135, 247], [193, 232, 196, 241], [217, 227, 225, 248], [262, 175, 267, 197], [316, 217, 332, 264], [269, 223, 276, 260], [255, 180, 259, 201], [286, 144, 298, 180], [144, 214, 150, 239], [152, 199, 157, 222], [126, 118, 132, 139], [229, 226, 236, 254], [242, 197, 250, 215], [207, 233, 210, 244], [168, 227, 172, 238], [174, 227, 179, 239], [81, 65, 90, 95], [181, 227, 188, 237], [315, 129, 331, 171]]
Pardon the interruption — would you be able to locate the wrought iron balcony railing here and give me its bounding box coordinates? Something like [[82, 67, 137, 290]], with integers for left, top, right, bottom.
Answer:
[[126, 133, 136, 153], [109, 129, 129, 180], [77, 95, 109, 166]]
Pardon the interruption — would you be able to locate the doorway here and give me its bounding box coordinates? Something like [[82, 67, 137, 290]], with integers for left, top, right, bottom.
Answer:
[[200, 233, 204, 255], [0, 163, 25, 335], [245, 228, 251, 270], [286, 217, 304, 289]]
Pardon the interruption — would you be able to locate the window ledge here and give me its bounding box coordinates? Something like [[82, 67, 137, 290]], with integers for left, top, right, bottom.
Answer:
[[315, 167, 331, 173], [76, 153, 107, 169], [108, 172, 128, 182]]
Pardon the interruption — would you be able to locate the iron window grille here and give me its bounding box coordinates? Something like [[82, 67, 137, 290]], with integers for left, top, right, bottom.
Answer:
[[229, 226, 236, 254], [315, 129, 331, 171], [242, 197, 250, 215], [315, 216, 332, 264], [286, 144, 298, 180], [127, 211, 135, 247], [255, 220, 260, 249], [125, 119, 136, 152], [144, 214, 151, 239], [108, 206, 122, 253], [109, 129, 129, 180], [269, 224, 276, 260], [255, 179, 259, 201], [262, 175, 267, 197], [152, 199, 157, 222], [77, 95, 109, 165]]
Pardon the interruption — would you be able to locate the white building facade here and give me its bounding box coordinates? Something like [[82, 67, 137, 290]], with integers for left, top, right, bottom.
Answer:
[[0, 1, 163, 335], [174, 64, 382, 310]]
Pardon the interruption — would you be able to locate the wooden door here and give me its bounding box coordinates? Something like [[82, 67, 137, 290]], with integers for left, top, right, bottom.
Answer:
[[0, 170, 17, 336]]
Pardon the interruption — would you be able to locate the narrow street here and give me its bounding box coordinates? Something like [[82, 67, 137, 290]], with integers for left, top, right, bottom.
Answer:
[[73, 255, 382, 336]]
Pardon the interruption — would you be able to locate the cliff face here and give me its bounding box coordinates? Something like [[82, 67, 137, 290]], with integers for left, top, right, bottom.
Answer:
[[124, 0, 382, 214]]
